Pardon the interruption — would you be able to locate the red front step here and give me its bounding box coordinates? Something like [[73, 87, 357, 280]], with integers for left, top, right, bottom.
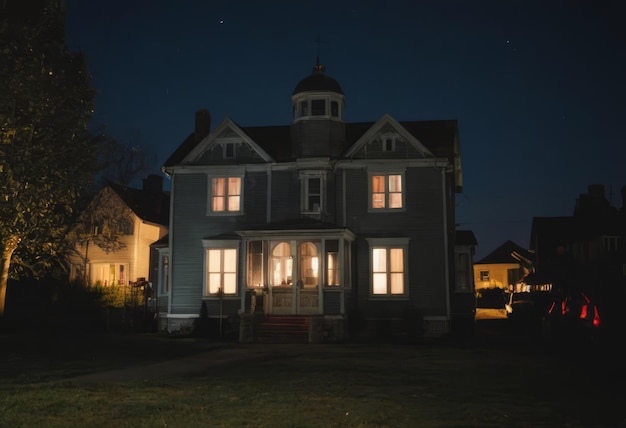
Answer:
[[255, 316, 310, 343]]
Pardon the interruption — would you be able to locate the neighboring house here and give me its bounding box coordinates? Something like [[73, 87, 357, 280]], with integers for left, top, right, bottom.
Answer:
[[530, 184, 626, 334], [158, 60, 473, 341], [68, 175, 170, 287], [473, 240, 534, 292]]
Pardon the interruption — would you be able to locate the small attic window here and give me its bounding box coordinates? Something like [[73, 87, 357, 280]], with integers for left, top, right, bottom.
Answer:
[[382, 137, 396, 152], [311, 99, 325, 116], [224, 143, 235, 159]]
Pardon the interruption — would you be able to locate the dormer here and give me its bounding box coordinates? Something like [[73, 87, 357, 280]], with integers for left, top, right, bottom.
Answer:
[[290, 59, 346, 158]]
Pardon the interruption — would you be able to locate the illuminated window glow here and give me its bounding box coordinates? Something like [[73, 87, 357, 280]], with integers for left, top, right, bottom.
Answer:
[[206, 248, 237, 295], [211, 177, 241, 212], [371, 174, 403, 209], [372, 247, 404, 295]]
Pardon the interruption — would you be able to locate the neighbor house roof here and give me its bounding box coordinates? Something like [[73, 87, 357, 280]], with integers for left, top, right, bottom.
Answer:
[[475, 240, 533, 265], [109, 182, 170, 227]]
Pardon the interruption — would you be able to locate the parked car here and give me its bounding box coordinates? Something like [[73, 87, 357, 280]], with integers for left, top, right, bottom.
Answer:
[[505, 291, 556, 319]]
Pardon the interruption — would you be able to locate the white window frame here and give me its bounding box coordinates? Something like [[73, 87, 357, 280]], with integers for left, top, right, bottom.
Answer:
[[300, 171, 325, 214], [202, 239, 239, 297], [368, 171, 405, 212], [381, 134, 397, 152], [208, 175, 243, 215], [366, 237, 409, 297], [223, 142, 235, 159]]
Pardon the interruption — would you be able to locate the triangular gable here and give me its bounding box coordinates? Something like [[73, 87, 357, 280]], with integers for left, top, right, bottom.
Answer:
[[344, 114, 435, 159], [183, 118, 274, 164]]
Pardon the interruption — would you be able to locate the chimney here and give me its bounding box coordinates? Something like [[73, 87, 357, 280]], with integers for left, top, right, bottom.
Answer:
[[195, 109, 211, 142]]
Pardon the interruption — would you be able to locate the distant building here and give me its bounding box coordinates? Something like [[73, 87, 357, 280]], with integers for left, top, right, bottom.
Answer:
[[473, 240, 533, 291], [530, 184, 626, 333], [157, 60, 473, 341], [68, 175, 169, 287]]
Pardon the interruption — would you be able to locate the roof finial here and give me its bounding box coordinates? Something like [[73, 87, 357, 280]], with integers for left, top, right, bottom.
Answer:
[[313, 34, 327, 74]]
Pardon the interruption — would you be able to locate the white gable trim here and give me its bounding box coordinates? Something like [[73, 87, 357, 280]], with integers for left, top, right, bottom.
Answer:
[[182, 118, 275, 163], [344, 113, 434, 158]]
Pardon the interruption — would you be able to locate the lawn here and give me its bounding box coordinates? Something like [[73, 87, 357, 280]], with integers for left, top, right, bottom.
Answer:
[[0, 328, 623, 428]]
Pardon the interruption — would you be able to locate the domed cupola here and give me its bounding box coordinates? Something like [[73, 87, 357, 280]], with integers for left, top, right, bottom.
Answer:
[[290, 59, 346, 158]]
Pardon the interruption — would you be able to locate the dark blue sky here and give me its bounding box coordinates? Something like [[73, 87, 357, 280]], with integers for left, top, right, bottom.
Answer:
[[65, 0, 626, 259]]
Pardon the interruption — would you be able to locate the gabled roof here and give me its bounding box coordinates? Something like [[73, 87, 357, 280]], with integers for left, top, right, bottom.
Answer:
[[163, 116, 459, 168], [475, 240, 533, 265], [344, 114, 435, 158], [109, 182, 170, 227]]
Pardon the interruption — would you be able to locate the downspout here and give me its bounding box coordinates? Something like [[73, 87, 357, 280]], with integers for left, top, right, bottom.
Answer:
[[441, 167, 451, 322], [266, 166, 272, 223], [167, 172, 175, 330]]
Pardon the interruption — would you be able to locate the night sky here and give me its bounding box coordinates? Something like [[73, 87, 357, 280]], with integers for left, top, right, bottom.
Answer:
[[64, 0, 626, 259]]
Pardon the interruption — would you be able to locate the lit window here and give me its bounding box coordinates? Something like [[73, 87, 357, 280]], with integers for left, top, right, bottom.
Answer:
[[211, 177, 241, 213], [326, 239, 339, 286], [372, 247, 405, 295], [271, 242, 292, 286], [206, 248, 237, 295], [299, 242, 319, 287], [371, 174, 403, 210], [480, 270, 489, 281]]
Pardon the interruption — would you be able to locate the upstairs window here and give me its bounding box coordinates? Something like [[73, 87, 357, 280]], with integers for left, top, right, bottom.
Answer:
[[330, 101, 339, 117], [480, 270, 489, 281], [300, 172, 325, 214], [371, 174, 403, 210], [210, 177, 242, 213], [300, 101, 307, 117]]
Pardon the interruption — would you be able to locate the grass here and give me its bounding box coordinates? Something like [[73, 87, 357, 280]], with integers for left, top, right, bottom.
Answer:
[[0, 327, 624, 428]]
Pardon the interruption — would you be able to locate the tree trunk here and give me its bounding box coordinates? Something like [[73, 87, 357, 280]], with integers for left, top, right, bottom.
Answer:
[[0, 238, 19, 317]]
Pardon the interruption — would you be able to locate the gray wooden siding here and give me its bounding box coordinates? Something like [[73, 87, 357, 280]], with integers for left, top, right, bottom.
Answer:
[[347, 166, 449, 318], [323, 290, 342, 314], [270, 170, 300, 222]]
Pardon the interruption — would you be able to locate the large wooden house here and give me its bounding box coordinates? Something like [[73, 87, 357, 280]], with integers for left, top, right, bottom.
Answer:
[[156, 61, 473, 341]]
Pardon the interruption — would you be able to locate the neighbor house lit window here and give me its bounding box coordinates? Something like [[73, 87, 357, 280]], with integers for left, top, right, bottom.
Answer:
[[206, 248, 237, 295], [210, 177, 241, 213], [370, 174, 403, 210], [480, 270, 489, 281]]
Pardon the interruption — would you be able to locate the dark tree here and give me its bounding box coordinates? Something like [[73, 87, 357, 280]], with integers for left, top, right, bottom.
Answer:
[[0, 0, 98, 315]]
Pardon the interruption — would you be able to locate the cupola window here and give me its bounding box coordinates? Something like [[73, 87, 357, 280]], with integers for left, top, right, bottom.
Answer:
[[331, 101, 339, 117], [311, 99, 325, 116]]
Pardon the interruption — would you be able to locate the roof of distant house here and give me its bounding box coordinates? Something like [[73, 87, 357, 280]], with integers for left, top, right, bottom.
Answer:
[[475, 240, 533, 265], [109, 181, 170, 227]]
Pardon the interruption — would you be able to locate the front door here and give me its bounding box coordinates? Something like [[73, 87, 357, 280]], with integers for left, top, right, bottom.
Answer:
[[269, 241, 320, 315]]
